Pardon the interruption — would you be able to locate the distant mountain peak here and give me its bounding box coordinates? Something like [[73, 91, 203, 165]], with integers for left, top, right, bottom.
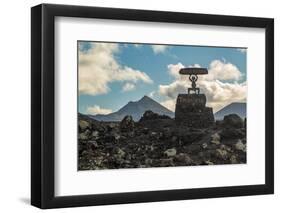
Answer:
[[215, 102, 246, 120], [139, 95, 152, 102], [91, 95, 174, 122]]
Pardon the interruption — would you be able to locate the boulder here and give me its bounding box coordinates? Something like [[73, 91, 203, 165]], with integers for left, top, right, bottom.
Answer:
[[174, 153, 193, 165], [114, 147, 126, 159], [204, 160, 214, 165], [145, 158, 153, 166], [230, 155, 238, 164], [186, 144, 202, 154], [91, 131, 99, 138], [220, 128, 245, 139], [159, 158, 174, 167], [164, 148, 177, 157], [201, 143, 208, 149], [235, 140, 246, 152], [215, 149, 229, 160], [211, 133, 220, 145], [176, 128, 204, 145], [223, 114, 243, 128], [89, 141, 99, 150], [104, 134, 116, 143], [139, 110, 171, 122], [120, 115, 134, 131], [79, 129, 91, 140], [79, 120, 91, 131]]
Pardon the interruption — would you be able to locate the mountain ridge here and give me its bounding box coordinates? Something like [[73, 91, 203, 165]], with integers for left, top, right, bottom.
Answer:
[[214, 102, 246, 120], [90, 95, 174, 122], [86, 97, 246, 122]]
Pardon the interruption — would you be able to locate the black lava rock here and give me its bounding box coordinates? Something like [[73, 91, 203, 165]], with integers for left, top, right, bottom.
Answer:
[[223, 114, 244, 128]]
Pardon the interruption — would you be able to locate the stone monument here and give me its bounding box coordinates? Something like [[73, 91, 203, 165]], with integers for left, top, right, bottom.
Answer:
[[175, 67, 214, 128]]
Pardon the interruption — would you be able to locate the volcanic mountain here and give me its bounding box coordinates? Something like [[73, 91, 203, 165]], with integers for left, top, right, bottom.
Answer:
[[214, 102, 246, 120], [90, 96, 174, 122]]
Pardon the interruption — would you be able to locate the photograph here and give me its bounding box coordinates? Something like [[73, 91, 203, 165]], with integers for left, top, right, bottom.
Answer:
[[78, 41, 247, 170], [30, 3, 274, 209]]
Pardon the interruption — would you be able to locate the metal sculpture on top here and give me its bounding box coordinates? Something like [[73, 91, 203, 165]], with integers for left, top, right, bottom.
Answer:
[[179, 67, 208, 94]]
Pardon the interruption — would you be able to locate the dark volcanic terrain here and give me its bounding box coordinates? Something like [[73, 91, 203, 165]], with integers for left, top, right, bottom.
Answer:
[[78, 111, 246, 170]]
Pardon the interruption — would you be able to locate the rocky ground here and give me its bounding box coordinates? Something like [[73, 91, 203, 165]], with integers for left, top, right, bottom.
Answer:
[[78, 111, 246, 170]]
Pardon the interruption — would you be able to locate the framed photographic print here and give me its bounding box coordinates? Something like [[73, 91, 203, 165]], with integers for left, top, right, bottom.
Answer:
[[31, 3, 274, 209]]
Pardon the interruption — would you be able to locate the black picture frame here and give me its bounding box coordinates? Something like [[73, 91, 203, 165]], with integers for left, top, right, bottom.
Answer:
[[31, 3, 274, 209]]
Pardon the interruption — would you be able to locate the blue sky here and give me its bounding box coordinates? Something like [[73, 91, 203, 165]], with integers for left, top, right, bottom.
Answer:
[[78, 41, 247, 114]]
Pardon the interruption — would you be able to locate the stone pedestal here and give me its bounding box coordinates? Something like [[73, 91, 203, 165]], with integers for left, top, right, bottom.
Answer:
[[175, 94, 214, 128]]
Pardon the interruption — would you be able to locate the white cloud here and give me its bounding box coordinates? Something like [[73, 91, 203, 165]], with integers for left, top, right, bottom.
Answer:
[[237, 48, 247, 53], [122, 83, 136, 92], [148, 91, 155, 98], [86, 105, 112, 115], [79, 43, 153, 96], [167, 63, 202, 79], [167, 63, 184, 79], [199, 80, 246, 111], [151, 45, 169, 54], [204, 60, 242, 81], [160, 99, 176, 112], [188, 64, 201, 68], [159, 80, 186, 99], [158, 60, 246, 112]]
